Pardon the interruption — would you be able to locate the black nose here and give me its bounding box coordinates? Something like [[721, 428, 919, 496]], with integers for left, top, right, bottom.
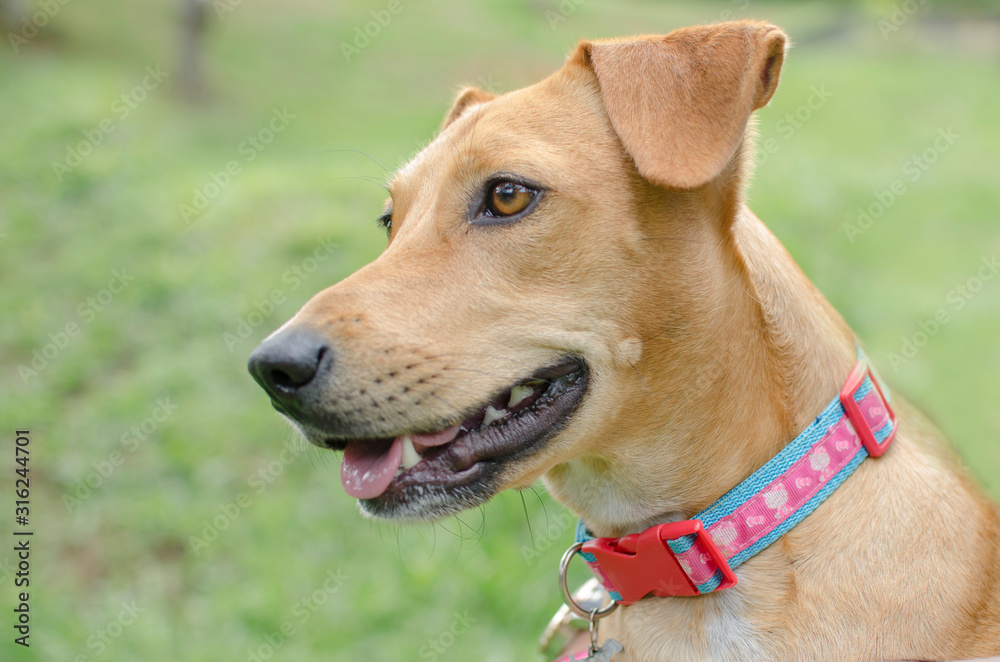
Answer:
[[247, 327, 330, 407]]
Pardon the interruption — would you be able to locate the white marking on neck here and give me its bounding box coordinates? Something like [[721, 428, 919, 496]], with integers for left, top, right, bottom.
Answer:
[[704, 588, 768, 662]]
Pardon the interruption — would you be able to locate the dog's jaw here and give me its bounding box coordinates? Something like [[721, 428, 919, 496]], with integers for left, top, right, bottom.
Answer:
[[279, 356, 592, 520], [354, 361, 590, 519]]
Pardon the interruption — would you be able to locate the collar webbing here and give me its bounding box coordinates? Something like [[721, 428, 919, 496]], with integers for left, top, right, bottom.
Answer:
[[571, 351, 896, 604]]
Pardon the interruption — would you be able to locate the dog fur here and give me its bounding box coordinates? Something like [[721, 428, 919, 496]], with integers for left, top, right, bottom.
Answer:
[[255, 20, 1000, 661]]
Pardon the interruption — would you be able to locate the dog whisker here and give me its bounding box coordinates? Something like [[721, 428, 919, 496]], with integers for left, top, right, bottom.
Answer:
[[626, 358, 653, 405], [639, 236, 713, 245], [519, 490, 535, 562], [318, 146, 395, 175], [329, 174, 390, 192]]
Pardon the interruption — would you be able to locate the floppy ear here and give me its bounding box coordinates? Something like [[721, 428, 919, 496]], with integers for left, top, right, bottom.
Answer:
[[573, 21, 787, 189], [440, 86, 498, 131]]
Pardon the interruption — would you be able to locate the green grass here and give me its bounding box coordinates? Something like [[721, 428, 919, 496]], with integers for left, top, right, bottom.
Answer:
[[1, 1, 998, 660]]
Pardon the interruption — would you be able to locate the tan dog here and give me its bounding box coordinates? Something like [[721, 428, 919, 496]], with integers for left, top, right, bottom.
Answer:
[[248, 20, 1000, 661]]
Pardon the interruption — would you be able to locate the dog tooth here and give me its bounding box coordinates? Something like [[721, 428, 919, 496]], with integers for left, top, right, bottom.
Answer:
[[483, 405, 507, 426], [401, 436, 421, 470], [508, 385, 534, 408]]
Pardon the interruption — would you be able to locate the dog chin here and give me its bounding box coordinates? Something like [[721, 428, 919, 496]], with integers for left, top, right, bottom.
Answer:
[[354, 475, 501, 521]]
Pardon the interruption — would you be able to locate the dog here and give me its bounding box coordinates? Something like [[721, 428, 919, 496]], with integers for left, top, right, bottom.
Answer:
[[248, 20, 1000, 661]]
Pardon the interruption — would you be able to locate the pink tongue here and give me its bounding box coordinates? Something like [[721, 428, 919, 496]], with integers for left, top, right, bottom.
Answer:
[[339, 425, 463, 499], [341, 437, 404, 499]]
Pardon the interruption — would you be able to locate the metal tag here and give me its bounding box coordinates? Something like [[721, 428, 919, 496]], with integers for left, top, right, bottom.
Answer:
[[582, 638, 623, 661]]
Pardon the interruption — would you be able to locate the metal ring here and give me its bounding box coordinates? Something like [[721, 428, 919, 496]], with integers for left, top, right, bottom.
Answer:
[[558, 542, 619, 620]]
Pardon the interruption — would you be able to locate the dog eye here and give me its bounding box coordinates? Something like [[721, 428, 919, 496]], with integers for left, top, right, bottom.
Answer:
[[377, 211, 392, 233], [484, 181, 538, 219]]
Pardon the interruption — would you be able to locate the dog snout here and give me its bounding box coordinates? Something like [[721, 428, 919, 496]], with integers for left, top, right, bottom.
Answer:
[[248, 327, 330, 408]]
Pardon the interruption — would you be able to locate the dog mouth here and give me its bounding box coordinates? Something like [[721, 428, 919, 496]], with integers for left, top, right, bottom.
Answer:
[[326, 358, 588, 511]]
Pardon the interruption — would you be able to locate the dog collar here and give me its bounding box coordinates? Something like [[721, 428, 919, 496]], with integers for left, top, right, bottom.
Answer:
[[565, 353, 896, 606]]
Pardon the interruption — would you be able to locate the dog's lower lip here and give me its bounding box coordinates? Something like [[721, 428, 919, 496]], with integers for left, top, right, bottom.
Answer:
[[338, 358, 588, 502]]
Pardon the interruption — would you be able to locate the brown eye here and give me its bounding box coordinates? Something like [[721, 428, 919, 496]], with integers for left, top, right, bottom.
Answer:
[[485, 181, 537, 218], [377, 211, 392, 233]]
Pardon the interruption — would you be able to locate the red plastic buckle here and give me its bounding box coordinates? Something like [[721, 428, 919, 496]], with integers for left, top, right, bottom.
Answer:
[[839, 360, 896, 457], [581, 520, 737, 605]]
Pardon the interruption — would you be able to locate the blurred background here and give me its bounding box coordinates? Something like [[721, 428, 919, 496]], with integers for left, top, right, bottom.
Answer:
[[1, 0, 999, 660]]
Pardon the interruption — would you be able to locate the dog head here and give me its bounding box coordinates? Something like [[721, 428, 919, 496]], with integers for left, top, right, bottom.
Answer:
[[248, 21, 787, 528]]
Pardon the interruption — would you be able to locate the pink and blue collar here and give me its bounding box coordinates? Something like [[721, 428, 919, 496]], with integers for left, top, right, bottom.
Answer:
[[572, 352, 896, 604]]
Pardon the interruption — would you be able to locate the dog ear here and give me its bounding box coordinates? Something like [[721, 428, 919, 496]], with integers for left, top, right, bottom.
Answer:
[[572, 21, 787, 189], [441, 86, 498, 131]]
